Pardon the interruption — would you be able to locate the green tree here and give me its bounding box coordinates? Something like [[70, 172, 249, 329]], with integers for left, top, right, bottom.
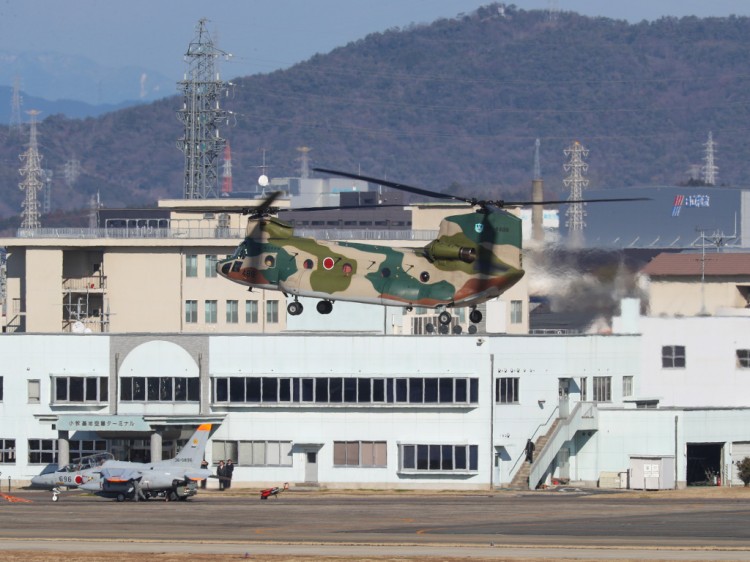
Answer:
[[736, 457, 750, 487]]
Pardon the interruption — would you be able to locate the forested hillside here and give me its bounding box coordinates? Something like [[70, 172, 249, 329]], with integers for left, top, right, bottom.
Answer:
[[1, 4, 749, 224]]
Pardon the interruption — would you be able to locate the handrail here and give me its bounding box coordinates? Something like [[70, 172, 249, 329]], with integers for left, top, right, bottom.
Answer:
[[528, 401, 599, 489], [508, 405, 559, 477]]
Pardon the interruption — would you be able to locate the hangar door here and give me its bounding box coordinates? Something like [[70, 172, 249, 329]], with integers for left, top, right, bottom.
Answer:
[[732, 442, 750, 486], [686, 443, 722, 486]]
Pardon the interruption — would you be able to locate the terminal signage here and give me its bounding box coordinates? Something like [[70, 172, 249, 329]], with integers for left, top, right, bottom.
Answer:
[[57, 414, 150, 432], [672, 194, 710, 217]]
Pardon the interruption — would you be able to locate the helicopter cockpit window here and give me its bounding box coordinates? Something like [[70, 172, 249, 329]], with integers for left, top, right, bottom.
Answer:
[[231, 261, 242, 273], [231, 245, 248, 259]]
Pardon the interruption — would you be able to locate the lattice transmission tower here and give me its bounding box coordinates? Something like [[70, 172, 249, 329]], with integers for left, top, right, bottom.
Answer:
[[563, 140, 589, 247], [176, 18, 230, 199], [701, 131, 718, 186], [19, 109, 44, 229]]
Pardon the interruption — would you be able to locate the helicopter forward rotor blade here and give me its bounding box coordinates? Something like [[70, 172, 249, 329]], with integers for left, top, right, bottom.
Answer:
[[313, 167, 472, 205], [495, 196, 652, 208]]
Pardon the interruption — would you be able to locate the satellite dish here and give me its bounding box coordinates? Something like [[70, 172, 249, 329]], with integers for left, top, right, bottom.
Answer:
[[72, 321, 85, 334], [258, 174, 269, 187]]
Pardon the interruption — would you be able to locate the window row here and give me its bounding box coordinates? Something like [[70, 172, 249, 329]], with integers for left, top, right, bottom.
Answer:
[[333, 441, 387, 467], [212, 440, 292, 466], [661, 346, 750, 369], [120, 377, 200, 402], [212, 377, 479, 405], [184, 299, 279, 324], [54, 376, 108, 403], [185, 254, 218, 278], [25, 439, 106, 464], [399, 444, 479, 472]]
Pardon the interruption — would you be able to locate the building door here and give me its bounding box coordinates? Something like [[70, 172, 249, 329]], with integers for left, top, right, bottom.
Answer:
[[558, 378, 570, 418], [305, 451, 318, 483]]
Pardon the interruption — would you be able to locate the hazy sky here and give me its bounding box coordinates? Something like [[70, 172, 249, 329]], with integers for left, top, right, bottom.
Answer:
[[1, 0, 748, 81]]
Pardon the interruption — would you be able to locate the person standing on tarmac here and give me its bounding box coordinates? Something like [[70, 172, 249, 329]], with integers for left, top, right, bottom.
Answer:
[[224, 459, 234, 489], [216, 460, 226, 490]]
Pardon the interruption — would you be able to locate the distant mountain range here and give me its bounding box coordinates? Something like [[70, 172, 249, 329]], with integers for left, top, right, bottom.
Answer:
[[0, 50, 175, 111], [1, 5, 749, 226]]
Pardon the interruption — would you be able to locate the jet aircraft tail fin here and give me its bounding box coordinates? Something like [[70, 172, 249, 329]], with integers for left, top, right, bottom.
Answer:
[[169, 423, 213, 468]]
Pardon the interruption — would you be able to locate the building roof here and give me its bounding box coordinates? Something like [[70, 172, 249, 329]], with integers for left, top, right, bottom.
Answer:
[[642, 252, 750, 277]]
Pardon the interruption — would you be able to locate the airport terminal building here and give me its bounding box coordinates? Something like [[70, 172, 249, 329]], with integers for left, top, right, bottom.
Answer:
[[2, 197, 750, 490]]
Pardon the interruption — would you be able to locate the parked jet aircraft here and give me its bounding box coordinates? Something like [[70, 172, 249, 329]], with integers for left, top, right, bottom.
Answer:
[[32, 423, 213, 502], [30, 452, 113, 501]]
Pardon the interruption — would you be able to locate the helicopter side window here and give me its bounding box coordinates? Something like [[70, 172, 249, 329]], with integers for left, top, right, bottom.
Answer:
[[303, 259, 314, 270], [420, 271, 430, 283], [264, 255, 276, 268], [231, 261, 242, 273], [381, 267, 391, 278]]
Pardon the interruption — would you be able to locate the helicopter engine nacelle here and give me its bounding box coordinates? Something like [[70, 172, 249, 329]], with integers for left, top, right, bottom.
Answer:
[[424, 241, 476, 263]]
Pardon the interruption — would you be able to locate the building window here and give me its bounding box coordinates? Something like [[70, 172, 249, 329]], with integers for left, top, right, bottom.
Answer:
[[69, 440, 107, 457], [53, 376, 108, 403], [662, 345, 686, 368], [399, 444, 478, 473], [226, 300, 239, 324], [28, 439, 57, 464], [622, 376, 633, 398], [212, 376, 479, 406], [334, 441, 387, 467], [205, 300, 218, 324], [212, 440, 292, 466], [0, 439, 16, 463], [185, 300, 198, 324], [267, 300, 279, 324], [737, 349, 750, 368], [185, 254, 198, 278], [593, 376, 611, 402], [120, 377, 199, 402], [580, 377, 587, 401], [205, 255, 218, 278], [496, 377, 519, 404], [510, 300, 523, 324], [28, 379, 40, 404], [246, 300, 259, 323], [0, 376, 3, 401]]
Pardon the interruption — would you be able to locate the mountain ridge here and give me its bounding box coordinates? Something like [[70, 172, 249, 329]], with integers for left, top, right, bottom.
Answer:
[[1, 5, 749, 223]]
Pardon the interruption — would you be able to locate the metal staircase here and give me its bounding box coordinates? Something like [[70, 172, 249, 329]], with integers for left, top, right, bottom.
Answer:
[[511, 402, 599, 490]]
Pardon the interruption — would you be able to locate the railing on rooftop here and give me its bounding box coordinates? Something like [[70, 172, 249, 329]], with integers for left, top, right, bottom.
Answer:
[[15, 227, 439, 242]]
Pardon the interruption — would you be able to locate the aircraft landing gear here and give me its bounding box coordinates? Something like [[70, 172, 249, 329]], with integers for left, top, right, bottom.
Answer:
[[438, 310, 452, 325], [316, 300, 333, 315], [52, 487, 61, 502], [287, 300, 304, 316], [469, 307, 482, 324]]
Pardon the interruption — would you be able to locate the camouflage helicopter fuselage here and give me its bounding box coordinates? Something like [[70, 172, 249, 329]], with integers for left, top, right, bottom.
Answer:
[[217, 210, 525, 310]]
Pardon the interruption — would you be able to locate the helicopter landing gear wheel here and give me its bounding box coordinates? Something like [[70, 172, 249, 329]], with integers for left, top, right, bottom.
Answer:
[[116, 492, 126, 502], [316, 300, 333, 315], [469, 308, 482, 324], [287, 300, 303, 316], [438, 311, 452, 325], [52, 492, 59, 502]]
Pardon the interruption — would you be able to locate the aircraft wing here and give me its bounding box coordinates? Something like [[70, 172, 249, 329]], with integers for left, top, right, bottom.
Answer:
[[184, 468, 212, 481], [100, 466, 142, 482]]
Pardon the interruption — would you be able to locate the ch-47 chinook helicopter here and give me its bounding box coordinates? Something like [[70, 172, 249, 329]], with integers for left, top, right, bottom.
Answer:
[[207, 167, 646, 329]]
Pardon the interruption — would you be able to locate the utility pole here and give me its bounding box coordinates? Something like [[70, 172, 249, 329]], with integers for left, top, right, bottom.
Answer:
[[176, 18, 230, 199], [563, 140, 589, 248], [19, 110, 44, 230]]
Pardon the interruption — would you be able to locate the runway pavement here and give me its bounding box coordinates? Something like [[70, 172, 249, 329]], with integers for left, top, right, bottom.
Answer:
[[2, 487, 750, 560]]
